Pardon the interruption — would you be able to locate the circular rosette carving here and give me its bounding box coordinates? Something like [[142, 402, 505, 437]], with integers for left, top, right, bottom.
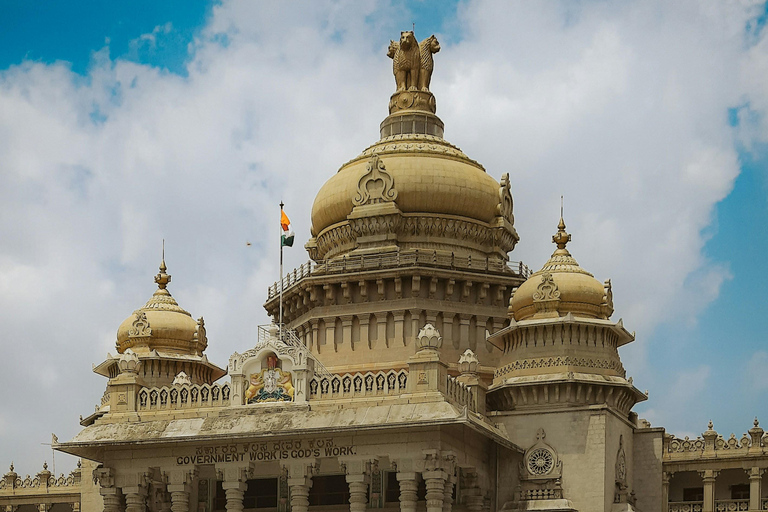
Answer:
[[527, 448, 554, 475], [396, 91, 415, 109]]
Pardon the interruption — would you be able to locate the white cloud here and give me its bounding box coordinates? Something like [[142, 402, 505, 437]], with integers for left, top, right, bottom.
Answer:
[[0, 0, 767, 472], [747, 351, 768, 390]]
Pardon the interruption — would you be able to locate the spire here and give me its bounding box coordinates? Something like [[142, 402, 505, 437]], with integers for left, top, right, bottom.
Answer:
[[154, 240, 171, 290]]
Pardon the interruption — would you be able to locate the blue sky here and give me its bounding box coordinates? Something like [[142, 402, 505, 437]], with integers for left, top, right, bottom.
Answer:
[[1, 0, 767, 474]]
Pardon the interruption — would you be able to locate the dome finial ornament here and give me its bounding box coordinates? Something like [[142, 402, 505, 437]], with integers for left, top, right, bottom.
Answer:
[[154, 239, 171, 290], [552, 196, 571, 252], [552, 216, 571, 253]]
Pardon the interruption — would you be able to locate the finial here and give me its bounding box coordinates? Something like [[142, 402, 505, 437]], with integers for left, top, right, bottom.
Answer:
[[708, 420, 714, 430], [77, 460, 82, 469], [154, 241, 171, 290], [9, 462, 13, 472], [43, 462, 48, 471], [552, 212, 571, 252], [755, 417, 760, 427]]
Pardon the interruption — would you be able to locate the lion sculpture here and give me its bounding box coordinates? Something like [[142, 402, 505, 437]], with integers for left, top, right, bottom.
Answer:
[[389, 31, 421, 92], [418, 35, 440, 92]]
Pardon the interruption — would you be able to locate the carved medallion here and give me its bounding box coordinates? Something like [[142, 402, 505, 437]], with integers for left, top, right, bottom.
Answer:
[[353, 155, 398, 206], [128, 311, 152, 337]]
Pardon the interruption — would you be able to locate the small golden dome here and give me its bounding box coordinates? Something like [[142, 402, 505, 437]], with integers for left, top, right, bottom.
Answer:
[[116, 260, 206, 356], [509, 217, 613, 321]]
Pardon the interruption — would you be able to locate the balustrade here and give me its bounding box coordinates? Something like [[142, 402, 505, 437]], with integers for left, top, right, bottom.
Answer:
[[137, 383, 230, 411], [714, 499, 749, 511], [668, 502, 703, 512], [445, 375, 476, 412], [309, 370, 407, 400], [266, 251, 531, 299]]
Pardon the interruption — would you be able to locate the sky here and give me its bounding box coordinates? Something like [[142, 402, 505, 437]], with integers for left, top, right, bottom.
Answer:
[[1, 0, 768, 477]]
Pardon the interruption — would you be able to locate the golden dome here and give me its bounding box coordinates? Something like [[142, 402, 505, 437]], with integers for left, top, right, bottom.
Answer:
[[311, 134, 501, 237], [509, 217, 613, 321], [116, 260, 206, 356]]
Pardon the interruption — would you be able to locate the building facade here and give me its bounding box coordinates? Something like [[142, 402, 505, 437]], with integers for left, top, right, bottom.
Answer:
[[1, 31, 767, 512]]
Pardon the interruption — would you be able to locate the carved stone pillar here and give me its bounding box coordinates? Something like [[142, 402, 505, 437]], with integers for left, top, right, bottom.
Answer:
[[396, 473, 419, 512], [661, 472, 670, 512], [442, 474, 454, 512], [38, 505, 50, 512], [343, 459, 371, 512], [72, 504, 81, 512], [166, 470, 197, 512], [221, 468, 248, 512], [284, 462, 316, 512], [169, 490, 189, 512], [288, 478, 311, 512], [101, 489, 122, 512], [423, 471, 446, 512], [700, 470, 718, 512], [94, 468, 121, 512], [123, 486, 148, 512], [749, 467, 764, 511]]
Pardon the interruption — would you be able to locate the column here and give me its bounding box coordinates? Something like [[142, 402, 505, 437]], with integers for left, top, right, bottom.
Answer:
[[393, 311, 405, 347], [423, 470, 446, 512], [442, 474, 454, 512], [221, 468, 248, 512], [72, 504, 80, 512], [284, 462, 316, 512], [166, 470, 197, 512], [288, 478, 311, 512], [343, 459, 371, 512], [661, 472, 670, 512], [749, 467, 764, 511], [94, 468, 121, 512], [700, 469, 718, 512], [396, 473, 418, 512], [100, 489, 122, 512], [123, 485, 148, 512], [37, 505, 50, 512]]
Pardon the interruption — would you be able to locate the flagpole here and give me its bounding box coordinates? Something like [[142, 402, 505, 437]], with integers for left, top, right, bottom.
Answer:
[[279, 201, 284, 341]]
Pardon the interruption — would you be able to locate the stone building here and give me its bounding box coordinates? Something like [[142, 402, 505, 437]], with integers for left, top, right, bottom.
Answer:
[[1, 32, 767, 512]]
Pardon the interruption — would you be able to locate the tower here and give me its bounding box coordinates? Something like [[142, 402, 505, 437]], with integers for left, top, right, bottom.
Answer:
[[264, 31, 526, 379], [489, 218, 646, 511]]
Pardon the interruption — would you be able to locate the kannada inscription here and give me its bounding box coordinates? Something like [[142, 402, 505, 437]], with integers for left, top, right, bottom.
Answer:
[[176, 438, 356, 465]]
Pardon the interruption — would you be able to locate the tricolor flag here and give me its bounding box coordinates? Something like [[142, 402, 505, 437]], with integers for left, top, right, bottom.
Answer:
[[280, 210, 294, 247]]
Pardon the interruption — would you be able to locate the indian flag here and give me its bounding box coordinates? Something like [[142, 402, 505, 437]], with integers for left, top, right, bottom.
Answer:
[[280, 210, 295, 247]]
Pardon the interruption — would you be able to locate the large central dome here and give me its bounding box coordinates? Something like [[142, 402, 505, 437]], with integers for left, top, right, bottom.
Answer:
[[306, 32, 518, 263]]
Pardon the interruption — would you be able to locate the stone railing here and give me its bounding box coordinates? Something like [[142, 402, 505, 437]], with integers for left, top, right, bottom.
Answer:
[[669, 503, 702, 512], [445, 375, 476, 413], [664, 420, 768, 461], [4, 474, 79, 489], [714, 499, 750, 511], [0, 463, 81, 496], [137, 383, 231, 411], [309, 370, 408, 400], [267, 251, 531, 299]]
